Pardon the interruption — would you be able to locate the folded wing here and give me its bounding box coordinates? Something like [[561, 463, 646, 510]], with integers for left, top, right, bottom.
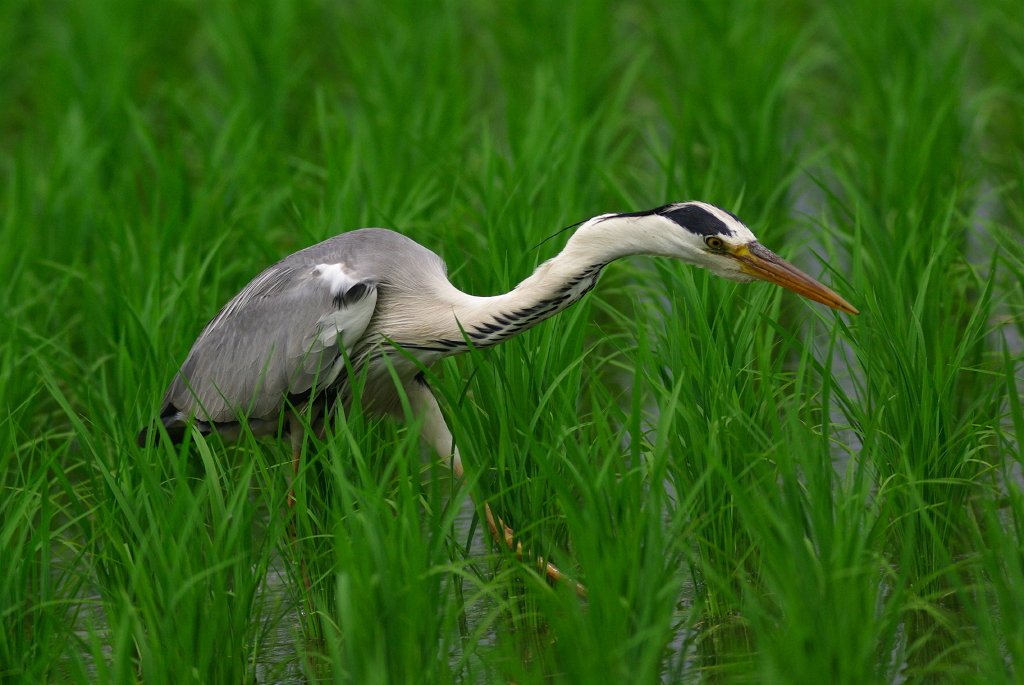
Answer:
[[146, 261, 378, 442]]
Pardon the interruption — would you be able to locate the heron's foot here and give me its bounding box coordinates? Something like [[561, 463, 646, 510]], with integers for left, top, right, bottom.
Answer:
[[483, 502, 587, 598]]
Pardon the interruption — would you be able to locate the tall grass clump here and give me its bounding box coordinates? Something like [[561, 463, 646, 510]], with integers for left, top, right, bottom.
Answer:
[[1, 440, 85, 682], [811, 1, 1003, 675], [287, 409, 467, 683]]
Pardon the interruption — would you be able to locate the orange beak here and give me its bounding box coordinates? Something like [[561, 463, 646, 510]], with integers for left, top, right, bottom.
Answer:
[[732, 242, 859, 315]]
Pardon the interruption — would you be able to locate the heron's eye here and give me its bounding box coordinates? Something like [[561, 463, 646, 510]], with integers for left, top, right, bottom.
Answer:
[[704, 236, 726, 251]]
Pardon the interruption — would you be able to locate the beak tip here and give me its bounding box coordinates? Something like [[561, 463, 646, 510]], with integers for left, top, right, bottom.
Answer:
[[837, 301, 859, 316]]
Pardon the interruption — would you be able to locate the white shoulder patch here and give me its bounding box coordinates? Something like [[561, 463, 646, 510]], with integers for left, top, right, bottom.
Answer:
[[314, 263, 361, 295]]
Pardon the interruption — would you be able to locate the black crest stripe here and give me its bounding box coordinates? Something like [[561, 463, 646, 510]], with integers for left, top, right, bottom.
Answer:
[[604, 202, 735, 237], [659, 204, 733, 237]]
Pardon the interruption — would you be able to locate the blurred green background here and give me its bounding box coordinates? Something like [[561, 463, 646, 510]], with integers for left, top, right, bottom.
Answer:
[[2, 0, 1023, 683]]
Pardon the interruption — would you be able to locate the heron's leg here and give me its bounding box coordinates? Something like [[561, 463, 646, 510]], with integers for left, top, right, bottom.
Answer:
[[407, 380, 462, 477], [287, 413, 304, 509], [285, 404, 322, 509], [407, 380, 585, 596]]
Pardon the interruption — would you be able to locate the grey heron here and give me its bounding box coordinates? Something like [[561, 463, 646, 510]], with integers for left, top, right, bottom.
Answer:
[[138, 201, 857, 586]]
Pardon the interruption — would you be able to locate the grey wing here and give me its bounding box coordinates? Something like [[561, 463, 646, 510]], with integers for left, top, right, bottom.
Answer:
[[160, 261, 378, 425]]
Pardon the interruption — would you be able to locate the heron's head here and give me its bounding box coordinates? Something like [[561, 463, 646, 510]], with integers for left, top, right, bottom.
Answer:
[[585, 201, 858, 314]]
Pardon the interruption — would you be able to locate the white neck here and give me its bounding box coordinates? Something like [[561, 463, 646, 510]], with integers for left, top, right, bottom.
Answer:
[[418, 215, 644, 351]]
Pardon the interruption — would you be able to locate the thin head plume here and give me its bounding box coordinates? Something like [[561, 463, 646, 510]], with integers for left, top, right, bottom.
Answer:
[[530, 218, 589, 252]]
